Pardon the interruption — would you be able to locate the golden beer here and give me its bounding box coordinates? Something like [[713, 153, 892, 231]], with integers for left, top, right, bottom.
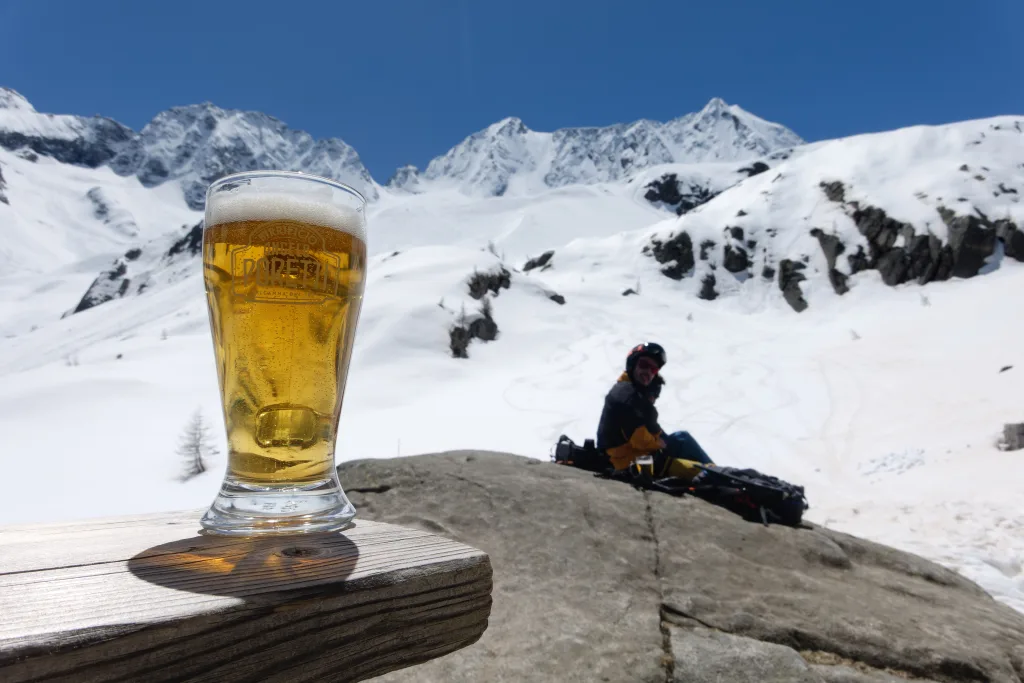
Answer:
[[200, 172, 366, 535]]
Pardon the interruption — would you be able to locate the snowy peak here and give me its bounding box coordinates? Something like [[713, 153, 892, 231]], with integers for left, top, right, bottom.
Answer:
[[0, 88, 135, 168], [387, 164, 422, 192], [0, 87, 34, 111], [421, 116, 545, 196], [110, 101, 377, 210], [0, 89, 377, 210], [659, 98, 804, 162], [418, 98, 804, 196]]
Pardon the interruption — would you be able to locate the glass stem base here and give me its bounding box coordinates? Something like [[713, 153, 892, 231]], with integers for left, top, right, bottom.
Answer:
[[199, 473, 356, 536]]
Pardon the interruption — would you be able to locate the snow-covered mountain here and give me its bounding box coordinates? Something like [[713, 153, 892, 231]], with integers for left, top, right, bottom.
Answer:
[[2, 88, 1024, 616], [404, 98, 803, 196], [0, 88, 377, 212], [0, 88, 800, 210]]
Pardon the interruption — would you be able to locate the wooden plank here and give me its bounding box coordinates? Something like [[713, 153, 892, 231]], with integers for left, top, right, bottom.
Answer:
[[0, 511, 492, 683]]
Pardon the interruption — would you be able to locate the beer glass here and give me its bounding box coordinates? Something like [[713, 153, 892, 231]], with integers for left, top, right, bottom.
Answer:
[[199, 171, 366, 536]]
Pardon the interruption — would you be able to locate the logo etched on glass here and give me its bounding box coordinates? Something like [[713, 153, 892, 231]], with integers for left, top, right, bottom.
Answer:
[[230, 222, 346, 304]]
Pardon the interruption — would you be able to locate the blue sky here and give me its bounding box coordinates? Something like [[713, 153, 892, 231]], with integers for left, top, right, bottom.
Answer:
[[2, 0, 1022, 181]]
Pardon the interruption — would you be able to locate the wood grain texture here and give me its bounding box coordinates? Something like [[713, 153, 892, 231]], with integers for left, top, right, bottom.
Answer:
[[0, 510, 492, 683]]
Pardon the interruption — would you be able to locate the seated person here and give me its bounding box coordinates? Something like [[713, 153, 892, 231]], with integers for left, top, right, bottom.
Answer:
[[596, 342, 713, 480]]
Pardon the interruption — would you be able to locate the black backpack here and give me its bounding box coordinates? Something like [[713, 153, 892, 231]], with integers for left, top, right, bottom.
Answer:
[[553, 434, 809, 527], [650, 465, 809, 527], [552, 435, 611, 473]]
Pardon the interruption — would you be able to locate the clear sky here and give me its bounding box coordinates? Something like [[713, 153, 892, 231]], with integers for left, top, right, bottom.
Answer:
[[1, 0, 1021, 182]]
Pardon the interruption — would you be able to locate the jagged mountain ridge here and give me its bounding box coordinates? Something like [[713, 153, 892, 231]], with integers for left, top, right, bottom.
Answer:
[[0, 88, 376, 210], [0, 87, 800, 206], [397, 98, 803, 196]]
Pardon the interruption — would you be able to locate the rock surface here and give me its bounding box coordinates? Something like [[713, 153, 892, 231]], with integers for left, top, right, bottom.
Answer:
[[339, 452, 1024, 683]]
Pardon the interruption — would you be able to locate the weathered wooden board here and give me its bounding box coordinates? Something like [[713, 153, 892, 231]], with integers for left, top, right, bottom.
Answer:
[[0, 510, 492, 682]]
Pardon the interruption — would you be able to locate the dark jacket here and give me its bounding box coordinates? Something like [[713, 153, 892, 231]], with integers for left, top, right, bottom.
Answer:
[[596, 372, 664, 470]]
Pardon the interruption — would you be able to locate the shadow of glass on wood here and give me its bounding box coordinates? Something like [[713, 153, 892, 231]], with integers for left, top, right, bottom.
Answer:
[[127, 531, 359, 598]]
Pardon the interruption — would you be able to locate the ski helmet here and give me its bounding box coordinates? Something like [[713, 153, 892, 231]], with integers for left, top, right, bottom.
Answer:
[[625, 342, 667, 375]]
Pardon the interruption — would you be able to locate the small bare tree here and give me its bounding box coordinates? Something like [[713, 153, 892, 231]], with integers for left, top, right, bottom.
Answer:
[[178, 409, 218, 481]]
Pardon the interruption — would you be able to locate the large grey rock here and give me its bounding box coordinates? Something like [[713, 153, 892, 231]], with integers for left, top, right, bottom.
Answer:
[[810, 662, 938, 682], [669, 626, 819, 683], [341, 452, 665, 683], [650, 493, 1024, 683], [338, 452, 1024, 683], [646, 231, 696, 280]]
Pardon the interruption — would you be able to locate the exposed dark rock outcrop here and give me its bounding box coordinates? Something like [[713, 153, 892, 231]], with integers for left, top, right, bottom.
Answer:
[[1001, 423, 1024, 451], [74, 258, 130, 314], [738, 161, 770, 177], [938, 208, 999, 278], [522, 251, 554, 272], [814, 181, 1022, 298], [548, 293, 566, 305], [72, 220, 205, 315], [0, 118, 135, 169], [341, 452, 1024, 683], [449, 299, 499, 359], [996, 221, 1024, 260], [821, 180, 846, 203], [699, 272, 718, 300], [810, 229, 849, 295], [723, 245, 749, 273], [467, 267, 512, 300], [167, 222, 204, 257], [0, 162, 7, 205], [699, 239, 716, 261], [646, 232, 695, 280], [643, 173, 719, 215], [723, 227, 751, 274], [778, 259, 808, 312]]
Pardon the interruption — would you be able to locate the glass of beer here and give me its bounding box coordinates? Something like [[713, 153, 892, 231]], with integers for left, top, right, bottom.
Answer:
[[199, 170, 366, 536]]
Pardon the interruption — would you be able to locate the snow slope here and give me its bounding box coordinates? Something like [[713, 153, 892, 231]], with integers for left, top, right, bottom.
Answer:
[[0, 147, 200, 274], [632, 117, 1024, 311], [1, 96, 1023, 617]]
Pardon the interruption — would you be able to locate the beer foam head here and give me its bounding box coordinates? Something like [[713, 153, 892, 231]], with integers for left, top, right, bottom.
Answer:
[[208, 191, 366, 241]]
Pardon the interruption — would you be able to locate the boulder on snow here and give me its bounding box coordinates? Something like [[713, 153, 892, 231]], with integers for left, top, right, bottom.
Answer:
[[646, 231, 695, 280], [699, 272, 718, 300], [643, 173, 719, 215], [449, 298, 499, 359], [809, 228, 849, 295], [522, 250, 555, 272], [940, 210, 999, 278], [778, 259, 809, 312], [723, 226, 751, 274], [467, 266, 512, 300], [340, 452, 1024, 683], [1001, 423, 1024, 451], [737, 161, 770, 178]]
